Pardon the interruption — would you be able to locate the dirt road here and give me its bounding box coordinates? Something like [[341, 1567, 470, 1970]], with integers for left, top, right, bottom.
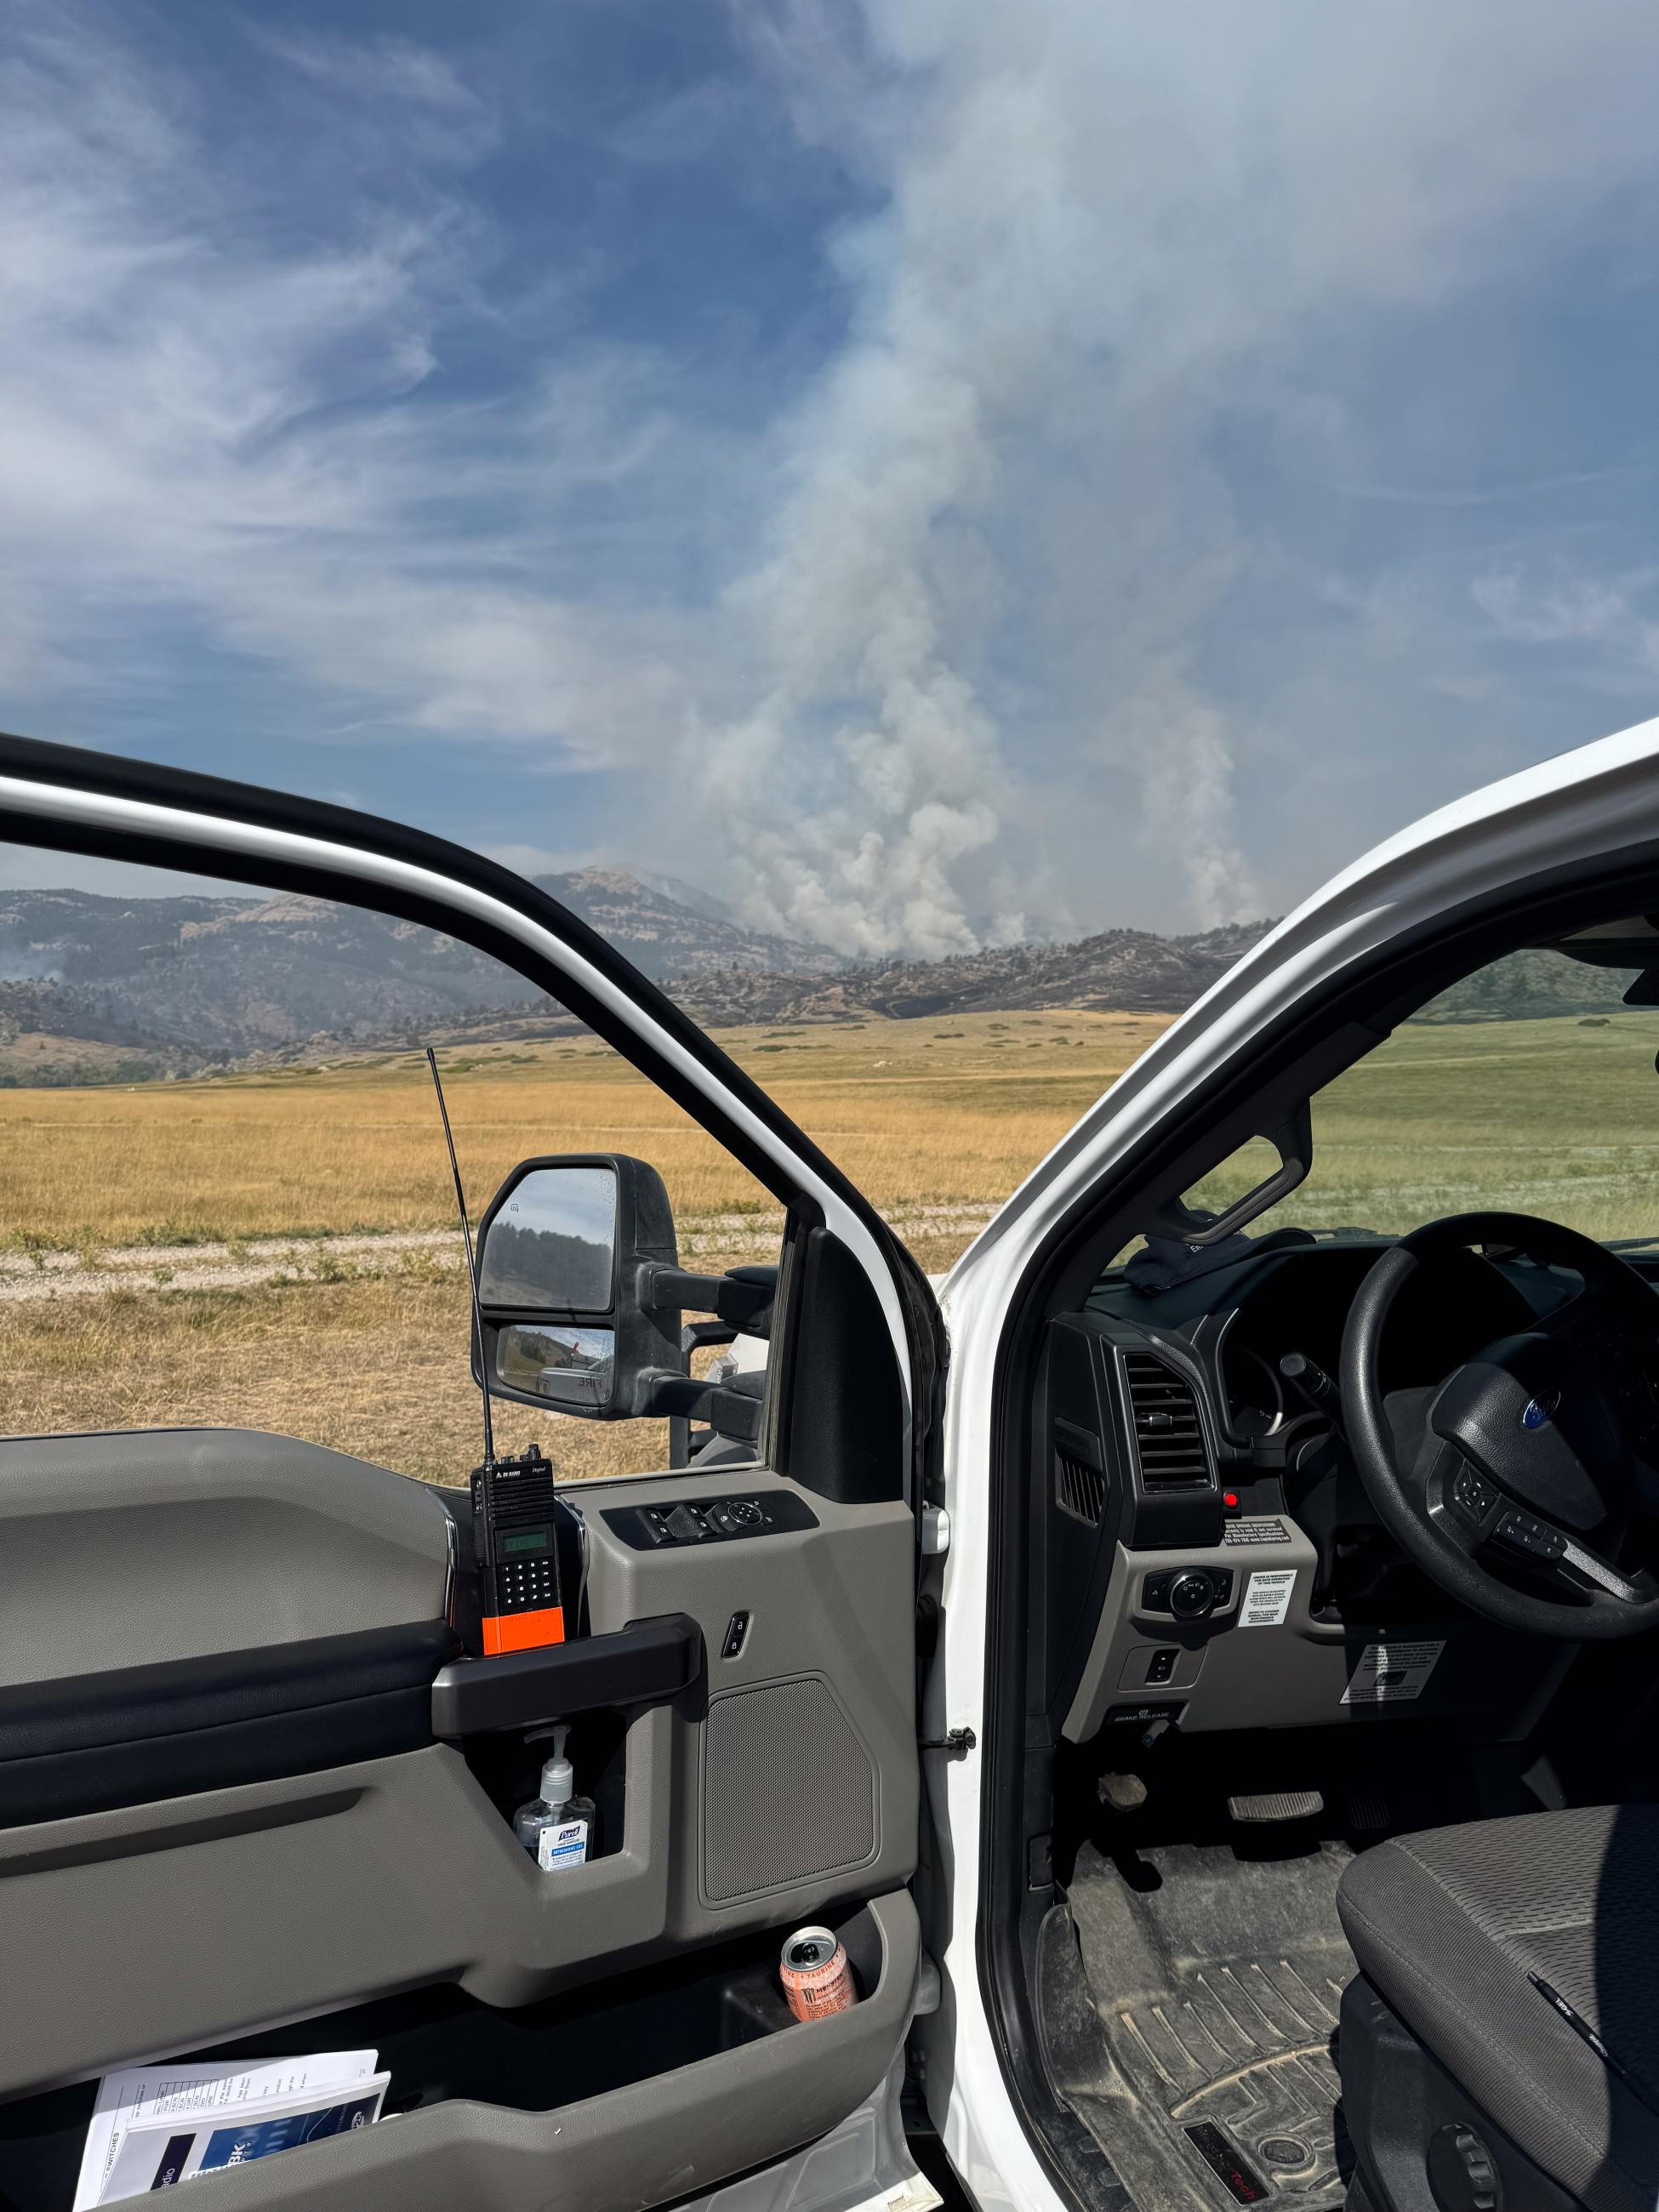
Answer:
[[0, 1200, 999, 1303]]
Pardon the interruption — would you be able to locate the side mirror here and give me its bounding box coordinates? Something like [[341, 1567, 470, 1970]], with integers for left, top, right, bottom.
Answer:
[[475, 1155, 681, 1419], [472, 1154, 776, 1434]]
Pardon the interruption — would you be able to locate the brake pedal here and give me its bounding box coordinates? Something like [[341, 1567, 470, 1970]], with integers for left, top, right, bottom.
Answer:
[[1227, 1789, 1323, 1824]]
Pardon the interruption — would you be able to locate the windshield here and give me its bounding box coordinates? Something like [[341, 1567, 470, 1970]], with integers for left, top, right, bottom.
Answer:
[[1134, 948, 1659, 1261]]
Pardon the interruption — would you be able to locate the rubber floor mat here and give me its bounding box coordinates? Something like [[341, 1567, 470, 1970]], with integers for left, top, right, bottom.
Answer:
[[1042, 1839, 1357, 2212]]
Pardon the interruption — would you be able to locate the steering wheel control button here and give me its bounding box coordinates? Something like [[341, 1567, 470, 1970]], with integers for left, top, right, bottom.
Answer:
[[1451, 1466, 1497, 1521], [1497, 1508, 1565, 1560]]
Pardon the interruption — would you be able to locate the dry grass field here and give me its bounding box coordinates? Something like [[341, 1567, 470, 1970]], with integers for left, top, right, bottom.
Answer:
[[3, 1002, 1659, 1485], [0, 1011, 1166, 1483], [0, 1009, 1166, 1265]]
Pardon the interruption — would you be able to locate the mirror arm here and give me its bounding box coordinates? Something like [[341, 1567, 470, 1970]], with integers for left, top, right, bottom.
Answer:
[[639, 1263, 775, 1338], [638, 1368, 762, 1445]]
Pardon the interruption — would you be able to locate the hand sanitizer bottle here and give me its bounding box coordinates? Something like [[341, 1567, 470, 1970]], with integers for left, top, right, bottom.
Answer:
[[513, 1725, 596, 1872]]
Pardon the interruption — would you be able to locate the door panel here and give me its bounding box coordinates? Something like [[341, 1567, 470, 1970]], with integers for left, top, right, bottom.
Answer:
[[0, 1616, 459, 1827], [0, 738, 936, 2212], [0, 1429, 453, 1684], [0, 1443, 917, 2212], [186, 1895, 920, 2212], [1, 1895, 920, 2212], [580, 1470, 917, 1931]]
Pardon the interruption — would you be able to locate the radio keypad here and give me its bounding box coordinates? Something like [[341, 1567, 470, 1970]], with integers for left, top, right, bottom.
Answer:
[[499, 1548, 558, 1611]]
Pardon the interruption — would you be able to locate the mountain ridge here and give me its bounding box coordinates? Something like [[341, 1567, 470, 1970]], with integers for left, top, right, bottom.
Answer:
[[667, 919, 1275, 1026], [0, 872, 1623, 1086]]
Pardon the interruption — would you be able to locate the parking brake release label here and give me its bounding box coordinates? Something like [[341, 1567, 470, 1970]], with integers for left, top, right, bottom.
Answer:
[[1341, 1639, 1445, 1704]]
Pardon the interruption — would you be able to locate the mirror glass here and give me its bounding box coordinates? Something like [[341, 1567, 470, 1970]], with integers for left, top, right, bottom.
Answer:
[[479, 1164, 617, 1310], [496, 1321, 616, 1410]]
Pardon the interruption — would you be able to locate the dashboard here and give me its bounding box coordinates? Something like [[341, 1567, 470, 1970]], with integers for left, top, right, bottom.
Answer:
[[1200, 1241, 1560, 1442], [1044, 1237, 1591, 1742]]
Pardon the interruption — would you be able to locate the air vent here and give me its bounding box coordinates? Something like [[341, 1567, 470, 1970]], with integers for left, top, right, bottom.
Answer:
[[1121, 1350, 1213, 1490], [1056, 1448, 1106, 1525]]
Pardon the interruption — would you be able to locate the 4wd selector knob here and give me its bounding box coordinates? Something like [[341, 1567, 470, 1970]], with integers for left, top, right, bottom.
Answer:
[[1168, 1570, 1217, 1620]]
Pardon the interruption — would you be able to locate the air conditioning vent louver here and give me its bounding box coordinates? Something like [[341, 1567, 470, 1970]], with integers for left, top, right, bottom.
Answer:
[[1121, 1350, 1212, 1490], [1055, 1449, 1106, 1525]]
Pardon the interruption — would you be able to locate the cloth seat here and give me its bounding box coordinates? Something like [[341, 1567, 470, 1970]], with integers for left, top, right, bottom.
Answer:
[[1337, 1804, 1659, 2212]]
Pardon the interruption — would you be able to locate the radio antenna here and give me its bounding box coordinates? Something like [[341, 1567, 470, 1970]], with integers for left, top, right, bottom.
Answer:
[[426, 1045, 495, 1471]]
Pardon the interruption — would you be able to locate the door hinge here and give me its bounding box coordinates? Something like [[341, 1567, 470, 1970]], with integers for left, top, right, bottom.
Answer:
[[919, 1726, 977, 1755]]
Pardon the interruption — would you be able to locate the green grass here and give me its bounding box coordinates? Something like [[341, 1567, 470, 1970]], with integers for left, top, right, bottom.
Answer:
[[1189, 1008, 1659, 1244]]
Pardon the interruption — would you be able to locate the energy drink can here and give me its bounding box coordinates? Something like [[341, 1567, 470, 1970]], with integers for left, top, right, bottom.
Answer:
[[780, 1926, 856, 2022]]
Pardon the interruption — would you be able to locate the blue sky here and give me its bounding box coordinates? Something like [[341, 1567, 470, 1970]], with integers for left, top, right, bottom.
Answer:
[[4, 2, 1659, 953]]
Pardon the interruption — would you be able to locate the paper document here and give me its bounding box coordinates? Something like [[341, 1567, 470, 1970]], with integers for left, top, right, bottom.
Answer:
[[74, 2050, 382, 2208]]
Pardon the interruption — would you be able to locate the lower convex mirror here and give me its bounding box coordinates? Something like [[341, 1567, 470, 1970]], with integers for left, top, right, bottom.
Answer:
[[497, 1321, 616, 1410]]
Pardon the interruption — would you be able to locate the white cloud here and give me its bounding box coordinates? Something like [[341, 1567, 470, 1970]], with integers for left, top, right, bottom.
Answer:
[[1473, 565, 1659, 693], [5, 1, 1659, 953], [0, 5, 706, 767]]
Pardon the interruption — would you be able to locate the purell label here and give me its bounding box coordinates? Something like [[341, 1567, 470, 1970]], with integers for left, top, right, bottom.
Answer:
[[537, 1817, 589, 1872]]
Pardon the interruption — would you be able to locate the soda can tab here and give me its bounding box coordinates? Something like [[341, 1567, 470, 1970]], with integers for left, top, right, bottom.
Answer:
[[779, 1926, 856, 2022]]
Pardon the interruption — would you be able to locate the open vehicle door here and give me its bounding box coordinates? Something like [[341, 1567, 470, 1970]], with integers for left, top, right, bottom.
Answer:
[[0, 735, 944, 2212], [912, 715, 1659, 2212]]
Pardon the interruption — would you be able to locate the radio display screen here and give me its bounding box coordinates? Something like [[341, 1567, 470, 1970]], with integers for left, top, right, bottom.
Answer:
[[502, 1530, 550, 1554]]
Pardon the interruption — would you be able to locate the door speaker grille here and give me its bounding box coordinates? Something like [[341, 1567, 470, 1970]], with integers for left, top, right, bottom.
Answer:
[[703, 1677, 877, 1902]]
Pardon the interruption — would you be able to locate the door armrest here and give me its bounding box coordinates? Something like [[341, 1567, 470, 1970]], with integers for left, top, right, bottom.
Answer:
[[430, 1614, 704, 1738]]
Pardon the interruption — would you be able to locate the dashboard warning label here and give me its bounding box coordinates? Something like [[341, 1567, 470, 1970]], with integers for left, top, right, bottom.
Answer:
[[1341, 1639, 1445, 1704], [1239, 1570, 1296, 1627]]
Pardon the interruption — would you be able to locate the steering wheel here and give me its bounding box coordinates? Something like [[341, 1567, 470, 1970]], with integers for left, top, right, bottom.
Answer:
[[1340, 1211, 1659, 1639]]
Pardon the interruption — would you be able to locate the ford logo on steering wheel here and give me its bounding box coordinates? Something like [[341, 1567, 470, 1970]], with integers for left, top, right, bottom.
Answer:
[[1520, 1391, 1560, 1430]]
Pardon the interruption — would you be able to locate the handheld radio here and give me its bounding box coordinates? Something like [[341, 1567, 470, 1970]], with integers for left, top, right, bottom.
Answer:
[[470, 1443, 566, 1653], [426, 1047, 568, 1657]]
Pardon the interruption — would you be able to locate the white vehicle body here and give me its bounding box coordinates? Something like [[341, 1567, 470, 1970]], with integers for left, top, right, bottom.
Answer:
[[923, 715, 1659, 2212]]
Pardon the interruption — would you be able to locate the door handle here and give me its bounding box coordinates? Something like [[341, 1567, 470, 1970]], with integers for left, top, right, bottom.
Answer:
[[430, 1613, 704, 1738]]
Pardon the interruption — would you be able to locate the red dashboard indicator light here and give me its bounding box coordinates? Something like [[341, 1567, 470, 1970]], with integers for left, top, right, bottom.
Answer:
[[1223, 1491, 1240, 1509]]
